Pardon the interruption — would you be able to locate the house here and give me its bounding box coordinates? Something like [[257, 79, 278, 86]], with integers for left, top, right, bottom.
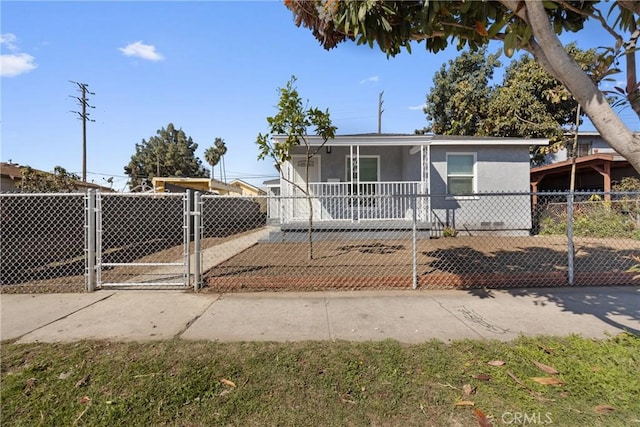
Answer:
[[0, 162, 115, 193], [269, 134, 548, 235], [531, 132, 640, 199], [152, 177, 241, 195], [229, 179, 266, 197]]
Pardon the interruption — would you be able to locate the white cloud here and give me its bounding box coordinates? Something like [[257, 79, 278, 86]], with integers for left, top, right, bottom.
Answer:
[[359, 76, 380, 84], [119, 41, 165, 61], [1, 54, 38, 77], [0, 33, 38, 77], [1, 33, 18, 50], [408, 103, 427, 111]]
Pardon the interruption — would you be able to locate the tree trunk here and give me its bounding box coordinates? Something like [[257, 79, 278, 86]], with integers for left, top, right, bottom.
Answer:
[[525, 1, 640, 172], [305, 148, 313, 260]]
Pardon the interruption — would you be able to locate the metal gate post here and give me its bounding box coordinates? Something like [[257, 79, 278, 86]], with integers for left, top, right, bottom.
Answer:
[[567, 192, 575, 285], [184, 191, 192, 288], [412, 193, 418, 289], [86, 190, 97, 292], [192, 192, 202, 291]]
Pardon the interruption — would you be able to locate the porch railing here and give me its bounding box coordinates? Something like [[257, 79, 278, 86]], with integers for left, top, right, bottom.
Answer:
[[287, 181, 424, 221]]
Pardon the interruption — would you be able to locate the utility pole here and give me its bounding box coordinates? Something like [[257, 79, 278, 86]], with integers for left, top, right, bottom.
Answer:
[[70, 81, 95, 182], [377, 91, 384, 134]]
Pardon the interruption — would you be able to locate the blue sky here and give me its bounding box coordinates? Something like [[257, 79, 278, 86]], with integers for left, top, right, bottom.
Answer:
[[2, 1, 638, 191]]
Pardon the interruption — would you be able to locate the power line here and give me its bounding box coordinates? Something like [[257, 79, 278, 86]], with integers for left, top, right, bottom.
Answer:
[[69, 81, 95, 182]]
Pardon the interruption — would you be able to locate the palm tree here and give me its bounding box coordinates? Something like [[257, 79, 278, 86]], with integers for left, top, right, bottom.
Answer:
[[214, 138, 227, 183], [204, 146, 220, 180]]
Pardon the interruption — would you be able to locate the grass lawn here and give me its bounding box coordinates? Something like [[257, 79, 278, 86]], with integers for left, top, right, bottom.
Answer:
[[2, 335, 639, 426]]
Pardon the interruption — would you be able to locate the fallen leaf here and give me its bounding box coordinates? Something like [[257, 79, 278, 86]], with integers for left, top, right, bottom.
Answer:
[[78, 396, 91, 404], [474, 408, 493, 427], [75, 375, 90, 388], [462, 384, 477, 396], [487, 360, 505, 366], [532, 377, 565, 386], [594, 404, 615, 414], [58, 371, 71, 380], [220, 378, 236, 388], [455, 400, 475, 407], [533, 360, 559, 375], [506, 370, 526, 387], [472, 374, 491, 381]]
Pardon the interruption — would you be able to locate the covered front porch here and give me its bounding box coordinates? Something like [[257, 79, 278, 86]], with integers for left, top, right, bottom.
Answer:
[[276, 135, 432, 223]]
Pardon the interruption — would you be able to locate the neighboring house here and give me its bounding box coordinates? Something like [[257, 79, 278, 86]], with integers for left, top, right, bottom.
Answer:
[[229, 179, 266, 197], [0, 162, 115, 193], [531, 132, 640, 198], [152, 177, 241, 195], [0, 162, 22, 192], [269, 134, 548, 235]]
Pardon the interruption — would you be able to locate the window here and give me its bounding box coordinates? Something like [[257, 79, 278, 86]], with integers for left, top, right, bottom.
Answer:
[[446, 153, 476, 195], [346, 156, 379, 182], [568, 142, 591, 158]]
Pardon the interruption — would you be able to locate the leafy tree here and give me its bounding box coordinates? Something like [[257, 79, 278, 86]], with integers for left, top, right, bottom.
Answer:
[[124, 123, 208, 190], [286, 1, 640, 172], [256, 76, 337, 260], [419, 47, 500, 135], [20, 166, 80, 193]]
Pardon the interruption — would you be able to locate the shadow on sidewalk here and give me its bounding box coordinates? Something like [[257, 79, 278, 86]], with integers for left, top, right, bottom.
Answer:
[[467, 286, 640, 336]]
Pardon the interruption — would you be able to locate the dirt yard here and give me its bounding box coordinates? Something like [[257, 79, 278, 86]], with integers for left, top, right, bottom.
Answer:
[[203, 235, 640, 291]]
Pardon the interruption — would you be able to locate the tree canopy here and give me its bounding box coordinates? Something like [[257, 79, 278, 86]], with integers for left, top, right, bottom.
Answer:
[[286, 0, 640, 171], [420, 46, 500, 135], [20, 166, 80, 193], [420, 44, 596, 164], [124, 123, 208, 190]]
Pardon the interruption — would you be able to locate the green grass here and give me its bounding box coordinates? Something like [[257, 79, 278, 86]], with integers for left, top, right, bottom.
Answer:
[[2, 335, 639, 426]]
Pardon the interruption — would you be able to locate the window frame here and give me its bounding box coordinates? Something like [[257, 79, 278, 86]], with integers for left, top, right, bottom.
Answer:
[[445, 152, 477, 199]]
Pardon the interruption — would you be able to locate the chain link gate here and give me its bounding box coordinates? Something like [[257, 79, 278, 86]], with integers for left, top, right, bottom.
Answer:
[[94, 192, 191, 289]]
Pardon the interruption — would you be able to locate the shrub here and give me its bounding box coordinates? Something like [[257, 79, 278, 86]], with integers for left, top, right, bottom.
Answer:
[[539, 201, 639, 239]]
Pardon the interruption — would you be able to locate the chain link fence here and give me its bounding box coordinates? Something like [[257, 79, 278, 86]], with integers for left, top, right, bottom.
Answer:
[[202, 191, 640, 291], [2, 191, 640, 293], [0, 193, 86, 292], [96, 193, 189, 288]]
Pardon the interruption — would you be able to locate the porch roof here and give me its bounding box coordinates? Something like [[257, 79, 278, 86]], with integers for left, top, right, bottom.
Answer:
[[274, 134, 549, 147]]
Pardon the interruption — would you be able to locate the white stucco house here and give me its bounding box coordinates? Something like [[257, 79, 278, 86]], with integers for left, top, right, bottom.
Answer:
[[268, 134, 548, 235]]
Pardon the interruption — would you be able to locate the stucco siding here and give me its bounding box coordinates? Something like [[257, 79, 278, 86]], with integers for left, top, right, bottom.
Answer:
[[429, 145, 532, 234]]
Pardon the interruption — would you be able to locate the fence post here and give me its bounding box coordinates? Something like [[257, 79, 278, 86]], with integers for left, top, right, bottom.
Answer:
[[184, 191, 192, 288], [86, 190, 96, 292], [412, 193, 418, 289], [193, 192, 202, 291], [567, 192, 575, 285]]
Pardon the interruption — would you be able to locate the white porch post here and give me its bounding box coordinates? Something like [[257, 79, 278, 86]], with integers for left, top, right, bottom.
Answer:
[[419, 144, 430, 223], [356, 145, 361, 222], [427, 144, 431, 223], [349, 145, 354, 221]]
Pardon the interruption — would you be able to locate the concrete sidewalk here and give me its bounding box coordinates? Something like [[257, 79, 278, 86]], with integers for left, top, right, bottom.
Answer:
[[2, 286, 638, 344]]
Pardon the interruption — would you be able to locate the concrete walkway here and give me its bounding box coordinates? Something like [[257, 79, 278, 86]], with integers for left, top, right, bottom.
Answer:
[[123, 227, 274, 285], [2, 286, 638, 344]]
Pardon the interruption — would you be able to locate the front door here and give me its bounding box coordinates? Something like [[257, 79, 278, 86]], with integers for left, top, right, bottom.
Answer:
[[291, 155, 320, 220]]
